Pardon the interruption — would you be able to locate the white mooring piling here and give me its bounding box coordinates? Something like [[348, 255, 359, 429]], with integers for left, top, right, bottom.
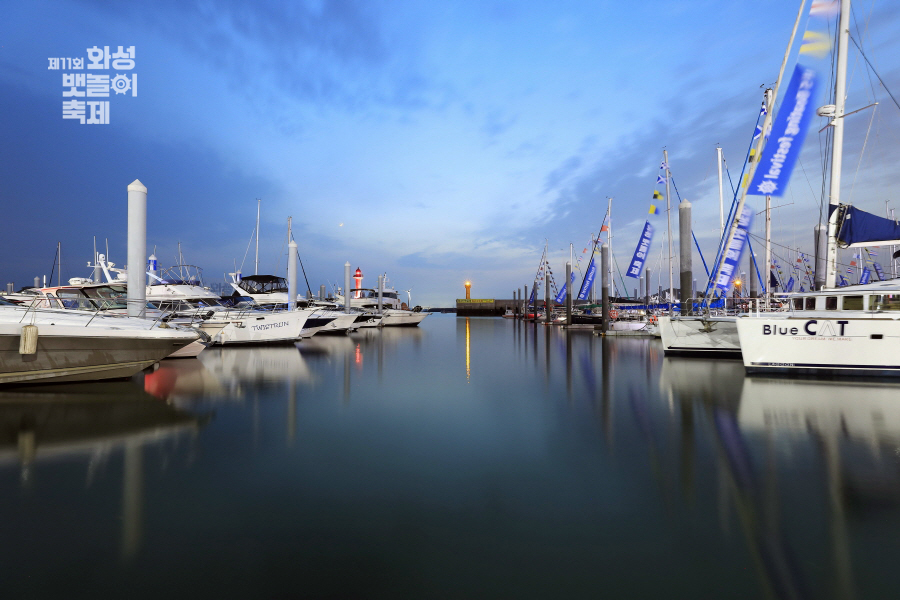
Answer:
[[127, 179, 147, 318]]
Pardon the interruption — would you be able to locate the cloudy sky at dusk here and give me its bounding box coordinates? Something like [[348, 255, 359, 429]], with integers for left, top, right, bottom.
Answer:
[[2, 0, 899, 305]]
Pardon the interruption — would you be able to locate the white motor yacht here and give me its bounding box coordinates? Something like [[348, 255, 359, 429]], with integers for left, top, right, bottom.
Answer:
[[210, 304, 317, 345], [0, 298, 198, 384], [333, 277, 430, 327], [229, 274, 369, 335], [38, 281, 216, 359]]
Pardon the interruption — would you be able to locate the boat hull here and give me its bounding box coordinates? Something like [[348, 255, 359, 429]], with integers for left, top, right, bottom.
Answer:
[[381, 310, 430, 327], [658, 316, 741, 357], [165, 339, 208, 359], [0, 323, 196, 384], [212, 309, 311, 345], [736, 316, 900, 377]]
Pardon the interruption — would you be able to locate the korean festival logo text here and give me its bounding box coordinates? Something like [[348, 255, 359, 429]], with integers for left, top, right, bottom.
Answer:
[[48, 46, 137, 124]]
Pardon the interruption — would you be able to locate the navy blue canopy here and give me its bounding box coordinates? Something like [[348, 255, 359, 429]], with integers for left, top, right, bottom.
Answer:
[[835, 204, 900, 247]]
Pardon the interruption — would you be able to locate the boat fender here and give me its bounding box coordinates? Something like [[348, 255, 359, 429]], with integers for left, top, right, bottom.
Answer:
[[19, 325, 38, 355]]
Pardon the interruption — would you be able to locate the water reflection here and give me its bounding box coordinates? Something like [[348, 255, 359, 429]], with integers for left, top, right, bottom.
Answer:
[[465, 317, 470, 382], [0, 382, 203, 562], [4, 316, 900, 597], [199, 346, 315, 389], [659, 355, 900, 599]]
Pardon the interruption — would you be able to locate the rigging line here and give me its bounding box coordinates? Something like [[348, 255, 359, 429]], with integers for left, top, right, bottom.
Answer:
[[722, 153, 736, 196], [48, 245, 59, 285], [610, 254, 631, 299], [847, 103, 878, 205], [238, 226, 256, 274], [746, 237, 767, 294], [691, 230, 710, 278], [289, 234, 313, 296], [748, 232, 864, 274], [797, 157, 822, 210], [702, 101, 767, 299], [849, 34, 900, 113], [851, 1, 878, 99]]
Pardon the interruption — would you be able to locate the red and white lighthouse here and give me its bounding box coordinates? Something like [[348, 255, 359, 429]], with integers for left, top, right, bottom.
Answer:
[[353, 267, 363, 298]]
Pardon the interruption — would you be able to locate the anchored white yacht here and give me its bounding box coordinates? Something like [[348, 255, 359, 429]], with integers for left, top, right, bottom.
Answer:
[[736, 281, 900, 377], [0, 298, 198, 384], [333, 278, 430, 327], [37, 280, 218, 358]]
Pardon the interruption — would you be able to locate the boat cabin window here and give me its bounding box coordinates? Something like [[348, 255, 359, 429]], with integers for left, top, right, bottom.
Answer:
[[872, 294, 900, 311], [804, 297, 815, 310], [842, 295, 863, 310], [825, 296, 838, 310], [792, 297, 803, 310]]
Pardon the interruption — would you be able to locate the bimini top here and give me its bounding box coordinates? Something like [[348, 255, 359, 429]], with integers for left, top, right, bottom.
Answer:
[[237, 275, 288, 294]]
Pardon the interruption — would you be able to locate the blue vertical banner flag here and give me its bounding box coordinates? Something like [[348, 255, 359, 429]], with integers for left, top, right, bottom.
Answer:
[[873, 262, 885, 281], [555, 271, 576, 304], [626, 221, 654, 279], [860, 267, 871, 285], [577, 254, 597, 301], [785, 276, 795, 293], [715, 205, 754, 293], [747, 65, 819, 197]]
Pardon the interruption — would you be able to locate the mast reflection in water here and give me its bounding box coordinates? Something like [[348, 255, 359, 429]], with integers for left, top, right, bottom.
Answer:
[[2, 315, 900, 598]]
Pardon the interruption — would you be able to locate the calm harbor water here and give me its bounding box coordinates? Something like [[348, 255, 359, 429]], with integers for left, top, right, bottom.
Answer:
[[2, 314, 900, 598]]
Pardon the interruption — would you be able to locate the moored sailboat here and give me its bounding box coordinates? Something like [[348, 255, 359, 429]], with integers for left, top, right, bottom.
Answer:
[[736, 0, 900, 376]]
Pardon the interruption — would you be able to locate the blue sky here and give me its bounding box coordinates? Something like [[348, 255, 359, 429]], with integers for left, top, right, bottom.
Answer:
[[2, 0, 899, 305]]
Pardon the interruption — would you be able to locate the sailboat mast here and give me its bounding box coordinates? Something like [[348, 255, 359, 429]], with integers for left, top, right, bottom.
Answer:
[[764, 86, 774, 307], [255, 198, 261, 275], [716, 147, 724, 239], [765, 194, 772, 305], [664, 150, 673, 315], [825, 0, 851, 289], [607, 197, 613, 297]]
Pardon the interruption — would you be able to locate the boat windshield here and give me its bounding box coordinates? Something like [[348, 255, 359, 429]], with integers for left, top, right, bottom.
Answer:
[[81, 285, 128, 309]]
